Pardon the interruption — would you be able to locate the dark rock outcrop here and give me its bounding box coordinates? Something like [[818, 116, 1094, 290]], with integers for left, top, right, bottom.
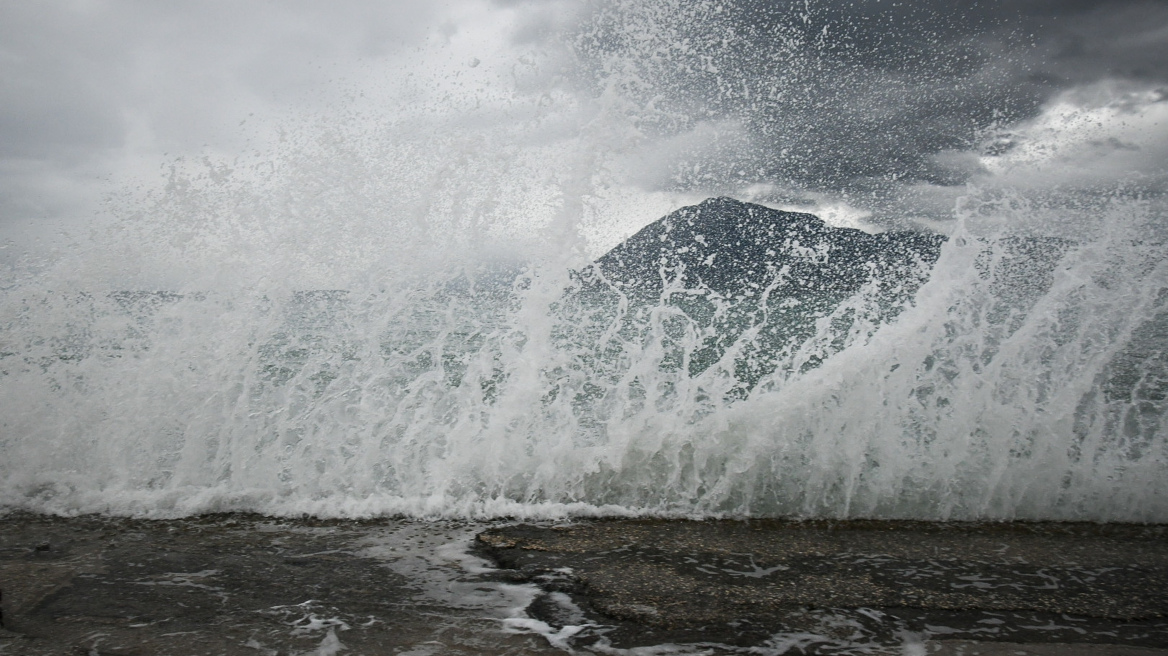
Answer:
[[558, 198, 946, 393], [587, 197, 945, 303]]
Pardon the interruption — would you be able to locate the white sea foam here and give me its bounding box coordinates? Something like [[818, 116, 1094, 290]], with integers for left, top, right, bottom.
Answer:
[[1, 178, 1164, 523], [0, 2, 1163, 524]]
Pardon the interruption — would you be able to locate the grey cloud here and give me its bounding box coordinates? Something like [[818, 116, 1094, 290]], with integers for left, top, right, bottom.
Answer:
[[0, 1, 440, 225], [2, 0, 1164, 233], [563, 0, 1168, 223], [0, 4, 133, 161], [1032, 1, 1168, 83]]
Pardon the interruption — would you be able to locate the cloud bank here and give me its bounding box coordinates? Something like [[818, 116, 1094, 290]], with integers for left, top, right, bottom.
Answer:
[[1, 0, 1164, 247]]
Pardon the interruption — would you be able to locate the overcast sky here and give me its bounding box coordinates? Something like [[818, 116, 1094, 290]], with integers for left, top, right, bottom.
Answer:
[[2, 0, 1166, 259]]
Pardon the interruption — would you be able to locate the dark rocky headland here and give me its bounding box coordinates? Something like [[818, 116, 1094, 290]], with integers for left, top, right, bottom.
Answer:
[[552, 197, 952, 397], [587, 197, 945, 303]]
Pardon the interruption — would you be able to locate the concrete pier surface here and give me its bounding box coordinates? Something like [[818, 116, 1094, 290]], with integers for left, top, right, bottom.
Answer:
[[1, 512, 1166, 655], [474, 519, 1168, 654], [0, 513, 553, 656]]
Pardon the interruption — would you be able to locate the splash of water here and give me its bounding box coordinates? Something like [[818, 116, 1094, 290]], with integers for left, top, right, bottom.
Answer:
[[0, 2, 1164, 522], [2, 181, 1163, 520]]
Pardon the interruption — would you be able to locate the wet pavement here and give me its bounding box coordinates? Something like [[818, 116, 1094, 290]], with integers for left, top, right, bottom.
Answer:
[[475, 519, 1168, 654], [0, 513, 553, 656], [2, 513, 1166, 655]]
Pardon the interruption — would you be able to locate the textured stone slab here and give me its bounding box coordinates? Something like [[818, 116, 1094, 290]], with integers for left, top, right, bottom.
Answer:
[[0, 513, 553, 656], [4, 513, 1165, 655], [474, 519, 1168, 652]]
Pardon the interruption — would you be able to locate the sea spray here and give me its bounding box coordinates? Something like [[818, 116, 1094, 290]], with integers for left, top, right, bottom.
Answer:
[[0, 1, 1164, 522], [708, 191, 1168, 521], [1, 179, 1163, 520]]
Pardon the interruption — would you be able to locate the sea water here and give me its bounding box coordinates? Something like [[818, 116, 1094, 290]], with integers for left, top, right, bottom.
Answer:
[[1, 2, 1165, 524]]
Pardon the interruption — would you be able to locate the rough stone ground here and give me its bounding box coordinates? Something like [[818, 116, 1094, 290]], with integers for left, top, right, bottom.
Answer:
[[0, 513, 554, 656], [474, 518, 1168, 654], [3, 513, 1167, 655]]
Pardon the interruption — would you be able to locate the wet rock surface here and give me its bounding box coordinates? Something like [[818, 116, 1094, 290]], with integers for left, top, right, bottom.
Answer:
[[474, 519, 1168, 653], [4, 513, 1166, 655], [0, 513, 553, 656]]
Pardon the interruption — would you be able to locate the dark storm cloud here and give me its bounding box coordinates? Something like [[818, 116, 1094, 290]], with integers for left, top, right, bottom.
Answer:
[[1026, 0, 1168, 83], [2, 0, 1164, 235], [568, 0, 1168, 220]]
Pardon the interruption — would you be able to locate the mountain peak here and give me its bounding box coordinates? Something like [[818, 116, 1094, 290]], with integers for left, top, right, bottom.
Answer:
[[589, 197, 943, 300]]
